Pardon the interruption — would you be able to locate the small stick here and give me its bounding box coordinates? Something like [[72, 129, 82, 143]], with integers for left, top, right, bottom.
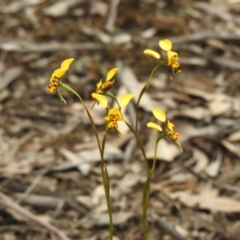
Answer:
[[151, 213, 186, 240], [105, 0, 120, 33], [0, 192, 70, 240]]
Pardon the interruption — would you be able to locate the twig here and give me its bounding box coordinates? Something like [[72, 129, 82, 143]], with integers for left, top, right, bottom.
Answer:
[[9, 131, 36, 161], [16, 173, 43, 204], [0, 37, 102, 52], [181, 161, 240, 194], [170, 31, 240, 45], [0, 192, 70, 240], [151, 213, 186, 240], [0, 224, 46, 234], [0, 67, 22, 91], [105, 0, 120, 33]]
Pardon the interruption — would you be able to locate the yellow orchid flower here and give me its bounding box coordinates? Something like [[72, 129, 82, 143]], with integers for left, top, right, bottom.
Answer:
[[92, 93, 134, 134], [166, 120, 179, 141], [147, 108, 180, 141], [47, 58, 74, 93], [95, 68, 118, 95], [144, 39, 180, 72], [104, 107, 123, 129], [159, 39, 180, 71], [104, 94, 134, 134]]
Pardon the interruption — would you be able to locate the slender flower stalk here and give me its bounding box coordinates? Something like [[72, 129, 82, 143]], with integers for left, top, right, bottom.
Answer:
[[141, 108, 182, 239], [48, 60, 115, 239], [60, 83, 114, 239], [137, 40, 181, 238], [124, 121, 150, 174], [134, 61, 165, 132], [142, 133, 165, 240], [100, 135, 114, 239], [137, 39, 180, 132]]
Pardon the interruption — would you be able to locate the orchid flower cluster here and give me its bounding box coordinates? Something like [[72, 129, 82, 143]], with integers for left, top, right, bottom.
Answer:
[[46, 39, 181, 240]]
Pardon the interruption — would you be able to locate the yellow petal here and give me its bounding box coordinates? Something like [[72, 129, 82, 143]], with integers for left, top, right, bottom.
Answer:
[[104, 116, 110, 121], [159, 39, 172, 51], [96, 79, 103, 90], [167, 120, 174, 131], [143, 49, 160, 59], [50, 74, 56, 83], [60, 58, 74, 70], [106, 68, 119, 81], [152, 108, 166, 122], [167, 51, 179, 61], [52, 69, 66, 80], [108, 107, 123, 120], [119, 94, 134, 107], [147, 122, 162, 131], [91, 93, 108, 108]]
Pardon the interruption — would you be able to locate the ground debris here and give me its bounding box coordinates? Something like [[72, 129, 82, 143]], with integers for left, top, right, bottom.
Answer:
[[1, 1, 240, 239]]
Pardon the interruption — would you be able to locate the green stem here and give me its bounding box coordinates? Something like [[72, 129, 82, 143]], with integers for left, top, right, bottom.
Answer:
[[142, 134, 164, 240], [142, 174, 151, 240], [60, 83, 102, 152], [124, 120, 150, 175], [151, 134, 165, 173], [135, 61, 165, 132], [100, 135, 113, 240], [60, 83, 113, 239], [105, 92, 120, 107]]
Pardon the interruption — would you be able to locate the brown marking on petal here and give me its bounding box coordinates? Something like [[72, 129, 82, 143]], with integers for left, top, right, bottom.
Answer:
[[109, 120, 118, 128], [96, 80, 114, 94], [167, 131, 179, 140], [109, 113, 121, 121]]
